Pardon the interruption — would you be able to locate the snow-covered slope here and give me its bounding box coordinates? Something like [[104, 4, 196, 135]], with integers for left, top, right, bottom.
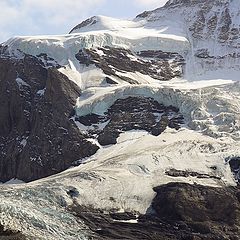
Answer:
[[4, 20, 189, 71], [5, 0, 239, 79], [0, 127, 239, 239], [0, 0, 240, 238], [136, 0, 240, 79]]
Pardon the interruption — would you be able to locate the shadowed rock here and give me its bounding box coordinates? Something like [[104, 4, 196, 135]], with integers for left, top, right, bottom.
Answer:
[[75, 47, 185, 82], [75, 96, 184, 146], [0, 48, 99, 182], [67, 183, 240, 240], [0, 224, 26, 240]]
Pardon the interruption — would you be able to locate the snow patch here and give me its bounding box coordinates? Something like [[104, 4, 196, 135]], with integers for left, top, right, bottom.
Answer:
[[15, 77, 30, 89], [4, 178, 25, 185], [113, 219, 138, 224], [20, 139, 27, 147], [36, 88, 46, 96]]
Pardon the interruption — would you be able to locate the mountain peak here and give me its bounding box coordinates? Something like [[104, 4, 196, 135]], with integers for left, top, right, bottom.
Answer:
[[1, 0, 240, 238], [69, 15, 137, 34], [164, 0, 230, 7], [136, 0, 232, 18], [69, 16, 102, 34]]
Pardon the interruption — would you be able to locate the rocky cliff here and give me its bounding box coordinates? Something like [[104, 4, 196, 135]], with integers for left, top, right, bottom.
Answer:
[[0, 46, 98, 182]]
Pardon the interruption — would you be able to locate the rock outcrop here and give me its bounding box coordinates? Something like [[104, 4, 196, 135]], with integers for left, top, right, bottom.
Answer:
[[75, 96, 184, 146], [75, 47, 185, 82], [68, 182, 240, 240], [0, 224, 26, 240], [0, 47, 98, 182], [226, 156, 240, 184]]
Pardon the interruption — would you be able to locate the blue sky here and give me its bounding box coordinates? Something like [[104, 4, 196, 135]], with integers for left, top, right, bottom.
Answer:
[[0, 0, 168, 43]]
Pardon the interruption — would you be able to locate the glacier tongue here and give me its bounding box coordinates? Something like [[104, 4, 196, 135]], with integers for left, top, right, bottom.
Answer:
[[0, 127, 238, 238]]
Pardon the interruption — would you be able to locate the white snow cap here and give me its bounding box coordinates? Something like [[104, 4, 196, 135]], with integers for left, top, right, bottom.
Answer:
[[69, 15, 141, 34]]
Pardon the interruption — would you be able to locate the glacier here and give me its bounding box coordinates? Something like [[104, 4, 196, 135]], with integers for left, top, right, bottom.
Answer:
[[0, 0, 240, 238]]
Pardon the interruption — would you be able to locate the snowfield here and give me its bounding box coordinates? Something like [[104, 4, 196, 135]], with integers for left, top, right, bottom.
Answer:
[[0, 127, 239, 238]]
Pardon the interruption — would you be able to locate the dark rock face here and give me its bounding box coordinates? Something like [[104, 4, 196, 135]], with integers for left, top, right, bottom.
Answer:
[[226, 157, 240, 184], [165, 168, 221, 180], [0, 225, 26, 240], [69, 183, 240, 240], [75, 96, 184, 146], [69, 16, 97, 33], [36, 53, 61, 68], [152, 183, 240, 239], [188, 2, 234, 44], [0, 48, 98, 182], [75, 47, 185, 82]]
